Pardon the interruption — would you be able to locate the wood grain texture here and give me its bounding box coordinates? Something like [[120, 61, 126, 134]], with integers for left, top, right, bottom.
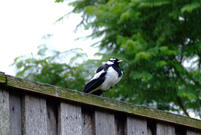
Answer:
[[156, 122, 175, 135], [0, 73, 200, 134], [23, 95, 48, 135], [9, 92, 22, 135], [0, 88, 9, 135], [95, 111, 116, 135], [59, 103, 82, 135], [82, 108, 95, 135], [5, 75, 201, 130], [187, 130, 201, 135], [47, 101, 58, 135], [126, 117, 147, 135], [115, 114, 126, 135]]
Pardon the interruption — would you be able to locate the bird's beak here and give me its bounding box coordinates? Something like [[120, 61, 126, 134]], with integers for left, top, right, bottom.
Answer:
[[118, 60, 123, 63]]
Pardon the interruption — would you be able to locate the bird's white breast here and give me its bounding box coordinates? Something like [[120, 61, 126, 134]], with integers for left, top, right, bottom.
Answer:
[[100, 66, 122, 90]]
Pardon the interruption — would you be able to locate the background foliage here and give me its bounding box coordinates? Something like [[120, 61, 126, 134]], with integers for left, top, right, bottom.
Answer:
[[13, 0, 201, 118], [13, 45, 100, 90]]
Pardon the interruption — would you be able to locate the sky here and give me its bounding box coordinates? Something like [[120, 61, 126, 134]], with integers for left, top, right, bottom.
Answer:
[[0, 0, 99, 75]]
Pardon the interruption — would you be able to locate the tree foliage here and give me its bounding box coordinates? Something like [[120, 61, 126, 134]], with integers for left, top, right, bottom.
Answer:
[[13, 45, 101, 90], [69, 0, 201, 117], [13, 0, 201, 118]]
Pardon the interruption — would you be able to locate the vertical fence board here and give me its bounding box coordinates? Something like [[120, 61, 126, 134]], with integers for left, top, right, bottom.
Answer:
[[59, 103, 82, 135], [9, 92, 22, 135], [115, 114, 126, 135], [156, 122, 175, 135], [147, 119, 156, 135], [82, 112, 94, 135], [47, 101, 58, 135], [95, 111, 116, 135], [0, 88, 9, 135], [126, 117, 147, 135], [23, 95, 48, 135], [187, 130, 201, 135], [82, 108, 94, 135], [147, 128, 152, 135]]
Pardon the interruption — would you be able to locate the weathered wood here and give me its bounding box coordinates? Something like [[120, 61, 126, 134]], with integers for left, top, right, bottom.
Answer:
[[95, 111, 116, 135], [147, 128, 152, 135], [115, 114, 126, 135], [0, 72, 6, 83], [59, 103, 82, 135], [0, 72, 201, 134], [23, 95, 48, 135], [82, 107, 95, 135], [187, 130, 201, 135], [47, 101, 58, 135], [7, 75, 57, 95], [156, 122, 175, 135], [126, 117, 147, 135], [5, 75, 201, 130], [0, 88, 9, 135], [9, 91, 22, 135], [147, 119, 156, 135]]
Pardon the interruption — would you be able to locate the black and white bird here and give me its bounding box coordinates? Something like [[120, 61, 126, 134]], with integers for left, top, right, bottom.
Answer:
[[83, 58, 123, 95]]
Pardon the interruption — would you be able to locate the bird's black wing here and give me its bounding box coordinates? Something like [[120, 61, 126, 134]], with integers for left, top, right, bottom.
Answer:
[[83, 72, 106, 93], [96, 64, 109, 73]]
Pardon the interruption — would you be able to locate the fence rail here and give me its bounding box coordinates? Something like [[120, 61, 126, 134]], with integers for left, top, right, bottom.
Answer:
[[0, 72, 200, 135]]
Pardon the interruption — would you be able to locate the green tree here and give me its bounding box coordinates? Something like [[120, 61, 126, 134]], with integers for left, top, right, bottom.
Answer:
[[13, 0, 201, 118], [67, 0, 201, 117], [13, 45, 100, 90]]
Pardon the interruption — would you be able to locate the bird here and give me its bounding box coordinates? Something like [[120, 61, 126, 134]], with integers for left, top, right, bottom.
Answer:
[[83, 58, 123, 95]]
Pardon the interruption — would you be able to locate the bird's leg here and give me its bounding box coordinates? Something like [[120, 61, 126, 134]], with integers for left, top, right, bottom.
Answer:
[[101, 90, 107, 97]]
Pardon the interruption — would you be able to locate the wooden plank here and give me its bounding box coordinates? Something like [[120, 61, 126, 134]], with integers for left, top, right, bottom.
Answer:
[[156, 122, 175, 135], [147, 128, 152, 135], [23, 95, 48, 135], [0, 72, 6, 83], [47, 101, 58, 135], [82, 107, 95, 135], [59, 103, 82, 135], [115, 114, 126, 135], [187, 130, 201, 135], [147, 119, 156, 135], [9, 91, 22, 135], [126, 117, 147, 135], [95, 111, 116, 135], [0, 88, 9, 135], [6, 75, 201, 130]]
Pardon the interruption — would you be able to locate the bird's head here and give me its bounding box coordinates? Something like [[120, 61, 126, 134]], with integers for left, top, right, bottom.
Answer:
[[106, 58, 123, 65]]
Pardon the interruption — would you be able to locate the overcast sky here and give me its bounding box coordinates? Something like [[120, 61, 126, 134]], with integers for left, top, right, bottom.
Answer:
[[0, 0, 99, 75]]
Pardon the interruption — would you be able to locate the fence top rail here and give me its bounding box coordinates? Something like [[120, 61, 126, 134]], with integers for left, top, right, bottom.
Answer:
[[0, 72, 201, 130]]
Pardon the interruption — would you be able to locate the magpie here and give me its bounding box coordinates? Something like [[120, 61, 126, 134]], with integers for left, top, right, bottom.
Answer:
[[83, 58, 123, 95]]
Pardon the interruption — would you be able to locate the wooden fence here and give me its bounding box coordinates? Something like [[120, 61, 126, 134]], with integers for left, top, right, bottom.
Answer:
[[0, 72, 201, 135]]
